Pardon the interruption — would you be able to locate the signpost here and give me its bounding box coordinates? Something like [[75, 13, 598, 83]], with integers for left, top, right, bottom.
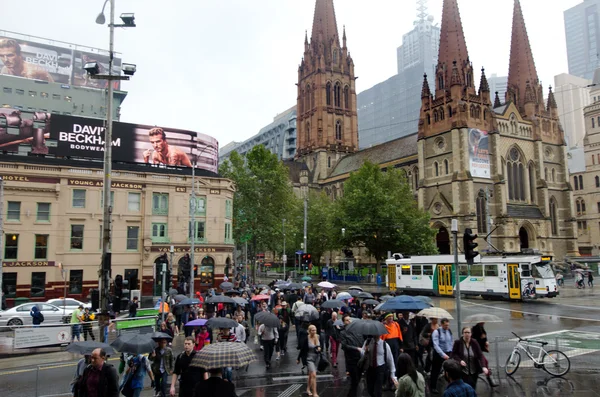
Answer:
[[14, 326, 71, 349]]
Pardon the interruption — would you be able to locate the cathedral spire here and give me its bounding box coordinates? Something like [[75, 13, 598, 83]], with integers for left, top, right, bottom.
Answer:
[[421, 73, 431, 98], [311, 0, 340, 50], [437, 0, 469, 89], [494, 91, 502, 108], [506, 0, 540, 112], [342, 25, 347, 48], [479, 67, 490, 93]]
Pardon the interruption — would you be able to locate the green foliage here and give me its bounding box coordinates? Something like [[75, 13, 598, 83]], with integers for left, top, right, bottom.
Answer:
[[334, 161, 437, 263], [306, 191, 341, 265]]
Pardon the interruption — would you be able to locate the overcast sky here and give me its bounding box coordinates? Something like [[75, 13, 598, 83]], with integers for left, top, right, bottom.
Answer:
[[3, 0, 582, 148]]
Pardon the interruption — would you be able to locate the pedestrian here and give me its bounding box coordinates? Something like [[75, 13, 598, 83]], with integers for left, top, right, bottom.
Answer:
[[340, 314, 362, 397], [128, 296, 138, 318], [450, 327, 489, 389], [258, 321, 279, 369], [418, 317, 438, 372], [381, 313, 403, 378], [301, 324, 322, 397], [81, 307, 95, 341], [166, 313, 179, 336], [71, 355, 90, 396], [399, 312, 418, 366], [304, 288, 316, 305], [395, 353, 425, 397], [30, 305, 44, 328], [359, 335, 398, 397], [120, 353, 154, 397], [217, 327, 237, 382], [441, 359, 476, 397], [471, 322, 498, 387], [75, 348, 119, 397], [149, 338, 174, 397], [171, 337, 206, 397], [194, 325, 210, 351], [297, 321, 310, 370], [234, 314, 247, 343], [588, 271, 594, 287], [276, 316, 289, 359], [71, 305, 84, 342], [193, 368, 236, 397], [325, 312, 341, 368], [429, 318, 453, 395]]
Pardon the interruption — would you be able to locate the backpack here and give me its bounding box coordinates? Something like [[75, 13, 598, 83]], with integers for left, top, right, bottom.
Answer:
[[37, 311, 45, 323]]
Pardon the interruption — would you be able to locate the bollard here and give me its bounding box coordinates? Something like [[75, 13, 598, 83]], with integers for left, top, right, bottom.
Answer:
[[35, 366, 40, 397], [494, 337, 501, 379]]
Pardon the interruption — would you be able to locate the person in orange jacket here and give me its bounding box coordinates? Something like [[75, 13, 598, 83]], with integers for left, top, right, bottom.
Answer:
[[381, 313, 403, 378]]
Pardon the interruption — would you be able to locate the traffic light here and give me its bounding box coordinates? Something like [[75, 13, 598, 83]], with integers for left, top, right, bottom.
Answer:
[[463, 228, 479, 265], [301, 253, 312, 270], [114, 275, 123, 298], [193, 265, 198, 278]]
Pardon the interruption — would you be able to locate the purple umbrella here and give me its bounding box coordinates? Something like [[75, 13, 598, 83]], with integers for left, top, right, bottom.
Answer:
[[185, 318, 208, 327]]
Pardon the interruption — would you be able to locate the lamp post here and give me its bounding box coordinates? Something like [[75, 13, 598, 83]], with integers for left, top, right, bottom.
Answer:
[[341, 228, 346, 283], [90, 0, 135, 342], [169, 245, 174, 289], [451, 218, 461, 333], [282, 219, 286, 280], [189, 161, 196, 298]]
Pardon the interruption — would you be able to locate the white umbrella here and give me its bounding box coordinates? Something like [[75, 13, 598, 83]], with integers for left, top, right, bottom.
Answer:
[[417, 307, 454, 320], [463, 314, 502, 323], [318, 281, 337, 289], [348, 286, 363, 291]]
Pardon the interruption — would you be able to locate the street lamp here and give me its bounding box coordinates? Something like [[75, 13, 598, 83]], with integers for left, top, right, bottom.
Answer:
[[341, 228, 346, 283], [88, 0, 136, 343]]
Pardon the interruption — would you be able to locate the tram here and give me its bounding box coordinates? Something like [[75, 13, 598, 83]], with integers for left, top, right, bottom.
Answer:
[[385, 253, 558, 300]]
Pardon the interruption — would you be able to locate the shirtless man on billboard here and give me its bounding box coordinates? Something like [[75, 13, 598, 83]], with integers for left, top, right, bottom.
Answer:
[[143, 127, 193, 167], [0, 39, 54, 82]]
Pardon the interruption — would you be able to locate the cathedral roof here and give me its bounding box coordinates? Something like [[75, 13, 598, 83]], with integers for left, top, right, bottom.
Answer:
[[438, 0, 469, 72], [311, 0, 340, 50], [507, 0, 539, 109], [284, 160, 311, 184], [328, 133, 418, 179]]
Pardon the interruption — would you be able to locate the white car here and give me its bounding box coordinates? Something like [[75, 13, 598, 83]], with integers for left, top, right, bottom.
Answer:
[[45, 298, 92, 319], [0, 303, 66, 328]]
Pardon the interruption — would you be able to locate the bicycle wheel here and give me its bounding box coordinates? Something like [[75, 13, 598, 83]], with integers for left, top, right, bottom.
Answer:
[[542, 350, 570, 377], [505, 350, 521, 376]]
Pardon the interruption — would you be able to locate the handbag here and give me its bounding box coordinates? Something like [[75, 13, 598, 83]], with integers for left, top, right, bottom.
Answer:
[[419, 335, 430, 346], [317, 352, 330, 372]]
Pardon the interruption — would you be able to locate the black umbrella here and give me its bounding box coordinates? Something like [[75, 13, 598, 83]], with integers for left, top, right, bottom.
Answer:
[[220, 282, 234, 290], [284, 283, 304, 290], [254, 311, 280, 328], [358, 292, 374, 299], [150, 332, 173, 342], [256, 284, 268, 289], [348, 289, 361, 297], [174, 294, 187, 302], [362, 299, 380, 306], [67, 341, 115, 355], [111, 333, 156, 355], [177, 298, 200, 306], [206, 295, 236, 304], [232, 297, 248, 306], [206, 317, 238, 329], [345, 319, 389, 336], [321, 300, 346, 309], [224, 290, 239, 296]]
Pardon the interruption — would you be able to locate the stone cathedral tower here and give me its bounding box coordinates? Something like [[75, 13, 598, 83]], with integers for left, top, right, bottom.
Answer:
[[296, 0, 358, 183]]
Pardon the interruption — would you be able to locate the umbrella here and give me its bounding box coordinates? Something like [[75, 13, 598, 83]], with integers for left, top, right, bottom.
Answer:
[[67, 341, 115, 355], [295, 304, 319, 321], [321, 300, 346, 309], [302, 276, 312, 282], [177, 298, 200, 306], [254, 311, 280, 328], [417, 307, 454, 319], [232, 297, 249, 306], [206, 295, 236, 304], [379, 295, 394, 301], [256, 284, 268, 289], [224, 290, 240, 296], [463, 314, 503, 323], [251, 294, 270, 301], [274, 281, 289, 287], [362, 299, 380, 306], [191, 341, 257, 369], [318, 281, 337, 289], [378, 296, 431, 312], [336, 292, 352, 300], [168, 288, 178, 296], [206, 317, 238, 329], [358, 292, 374, 299], [185, 318, 208, 327], [174, 294, 187, 302], [220, 282, 234, 290], [111, 333, 156, 355], [150, 331, 173, 342], [348, 286, 363, 291], [374, 302, 385, 311], [414, 296, 434, 306], [284, 283, 304, 290], [345, 319, 389, 336], [348, 289, 361, 297]]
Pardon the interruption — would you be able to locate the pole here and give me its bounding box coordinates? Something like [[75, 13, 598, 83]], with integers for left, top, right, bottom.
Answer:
[[99, 0, 115, 343], [451, 219, 461, 333], [244, 241, 248, 285], [0, 177, 4, 302], [190, 163, 196, 298], [485, 188, 492, 251], [282, 219, 286, 280], [161, 263, 166, 324], [303, 197, 308, 277], [169, 245, 174, 290]]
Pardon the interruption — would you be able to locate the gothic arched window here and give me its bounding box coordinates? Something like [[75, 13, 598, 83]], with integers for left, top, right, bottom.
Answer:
[[444, 159, 449, 174], [476, 190, 488, 234], [312, 84, 316, 109], [299, 90, 304, 114], [438, 74, 444, 90], [574, 175, 579, 190], [434, 162, 439, 177], [550, 198, 558, 236], [333, 49, 338, 65], [552, 168, 556, 182], [448, 106, 453, 118], [529, 163, 536, 204], [326, 82, 332, 106], [413, 167, 419, 190], [507, 147, 526, 201], [576, 198, 586, 215], [579, 175, 584, 190], [440, 107, 445, 120], [427, 114, 431, 125], [305, 84, 311, 112], [335, 120, 342, 140], [596, 175, 599, 188], [344, 86, 350, 109], [334, 82, 342, 107], [434, 110, 439, 122], [306, 121, 310, 143], [328, 157, 331, 168]]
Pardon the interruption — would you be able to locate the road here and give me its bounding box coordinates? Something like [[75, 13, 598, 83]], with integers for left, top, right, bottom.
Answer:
[[2, 283, 600, 396]]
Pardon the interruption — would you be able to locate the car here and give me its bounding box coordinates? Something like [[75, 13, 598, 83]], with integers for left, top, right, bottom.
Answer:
[[45, 298, 92, 320], [0, 303, 66, 328]]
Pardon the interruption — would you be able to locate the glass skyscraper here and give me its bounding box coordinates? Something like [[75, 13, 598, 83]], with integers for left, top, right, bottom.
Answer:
[[565, 0, 600, 80]]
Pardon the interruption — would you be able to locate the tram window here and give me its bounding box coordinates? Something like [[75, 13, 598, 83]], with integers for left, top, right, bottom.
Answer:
[[521, 264, 531, 277], [485, 265, 499, 276], [401, 266, 411, 275], [412, 265, 422, 275], [470, 265, 483, 277], [423, 265, 434, 275], [459, 265, 468, 276]]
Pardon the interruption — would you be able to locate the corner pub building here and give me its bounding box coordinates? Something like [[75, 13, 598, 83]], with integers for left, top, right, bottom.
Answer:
[[0, 116, 235, 308]]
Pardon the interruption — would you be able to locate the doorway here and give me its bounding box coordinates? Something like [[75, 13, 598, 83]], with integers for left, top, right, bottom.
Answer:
[[519, 227, 529, 249], [437, 227, 451, 255]]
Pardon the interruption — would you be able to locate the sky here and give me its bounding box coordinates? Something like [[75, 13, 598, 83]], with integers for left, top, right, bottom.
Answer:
[[2, 0, 583, 149]]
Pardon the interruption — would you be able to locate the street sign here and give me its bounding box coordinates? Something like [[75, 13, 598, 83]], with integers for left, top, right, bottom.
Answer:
[[14, 326, 71, 349], [282, 254, 287, 262]]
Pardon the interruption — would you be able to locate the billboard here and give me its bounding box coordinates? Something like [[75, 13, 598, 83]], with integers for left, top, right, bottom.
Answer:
[[0, 30, 122, 90], [468, 128, 490, 178], [0, 109, 219, 174]]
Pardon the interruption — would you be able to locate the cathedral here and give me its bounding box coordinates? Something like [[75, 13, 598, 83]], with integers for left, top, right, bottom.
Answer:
[[290, 0, 578, 261]]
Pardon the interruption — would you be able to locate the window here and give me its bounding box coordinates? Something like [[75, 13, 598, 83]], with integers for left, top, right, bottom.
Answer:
[[597, 202, 600, 213], [459, 265, 468, 276], [334, 82, 341, 107], [335, 120, 342, 140], [401, 265, 411, 275], [126, 226, 139, 250], [529, 164, 536, 204], [34, 235, 48, 259], [593, 117, 595, 128], [192, 221, 206, 242], [37, 202, 51, 221], [7, 201, 20, 221], [195, 197, 207, 215], [128, 192, 141, 212], [574, 175, 579, 190], [576, 198, 586, 215], [521, 264, 531, 277], [596, 176, 600, 188], [16, 89, 24, 95], [344, 86, 350, 109], [31, 272, 46, 297], [152, 193, 169, 215], [470, 265, 483, 277], [70, 225, 84, 250], [52, 94, 60, 100], [507, 147, 525, 201], [485, 264, 498, 276], [199, 256, 215, 285], [225, 199, 232, 218], [434, 162, 439, 177], [29, 91, 37, 97], [305, 85, 310, 112], [579, 175, 584, 190], [4, 234, 18, 260], [476, 191, 487, 234], [412, 265, 422, 275], [225, 222, 233, 243], [549, 198, 558, 236], [3, 87, 11, 94], [444, 159, 449, 174], [72, 189, 86, 208], [152, 223, 169, 242], [2, 273, 17, 298], [69, 270, 83, 294], [423, 265, 433, 276], [326, 82, 332, 106], [578, 220, 588, 230], [100, 191, 114, 208]]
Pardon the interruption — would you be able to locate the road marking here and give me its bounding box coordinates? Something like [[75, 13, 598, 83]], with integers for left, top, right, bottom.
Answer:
[[272, 374, 334, 381], [278, 384, 302, 397], [461, 300, 600, 323], [0, 356, 119, 376]]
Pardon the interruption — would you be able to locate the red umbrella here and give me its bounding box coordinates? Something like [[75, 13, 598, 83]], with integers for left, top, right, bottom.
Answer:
[[251, 294, 270, 301]]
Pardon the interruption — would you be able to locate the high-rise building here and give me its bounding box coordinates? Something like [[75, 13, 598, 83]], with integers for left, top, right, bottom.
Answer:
[[488, 73, 508, 102], [554, 73, 592, 148], [564, 0, 600, 80]]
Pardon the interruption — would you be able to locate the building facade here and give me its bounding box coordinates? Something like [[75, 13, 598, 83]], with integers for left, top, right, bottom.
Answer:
[[554, 73, 592, 148], [564, 0, 600, 80]]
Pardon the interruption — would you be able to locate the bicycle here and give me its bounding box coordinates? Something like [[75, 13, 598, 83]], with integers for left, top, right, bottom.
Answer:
[[505, 332, 570, 377]]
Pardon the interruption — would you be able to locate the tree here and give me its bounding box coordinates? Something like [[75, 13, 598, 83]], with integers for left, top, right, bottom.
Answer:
[[334, 161, 437, 264], [306, 191, 341, 265]]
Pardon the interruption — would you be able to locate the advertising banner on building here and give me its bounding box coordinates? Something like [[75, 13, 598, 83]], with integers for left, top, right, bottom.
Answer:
[[468, 128, 490, 178], [14, 326, 71, 349], [0, 30, 122, 90]]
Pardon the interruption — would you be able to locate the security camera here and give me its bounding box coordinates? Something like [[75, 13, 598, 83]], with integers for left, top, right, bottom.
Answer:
[[83, 62, 100, 76], [120, 13, 136, 26], [122, 63, 137, 76]]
